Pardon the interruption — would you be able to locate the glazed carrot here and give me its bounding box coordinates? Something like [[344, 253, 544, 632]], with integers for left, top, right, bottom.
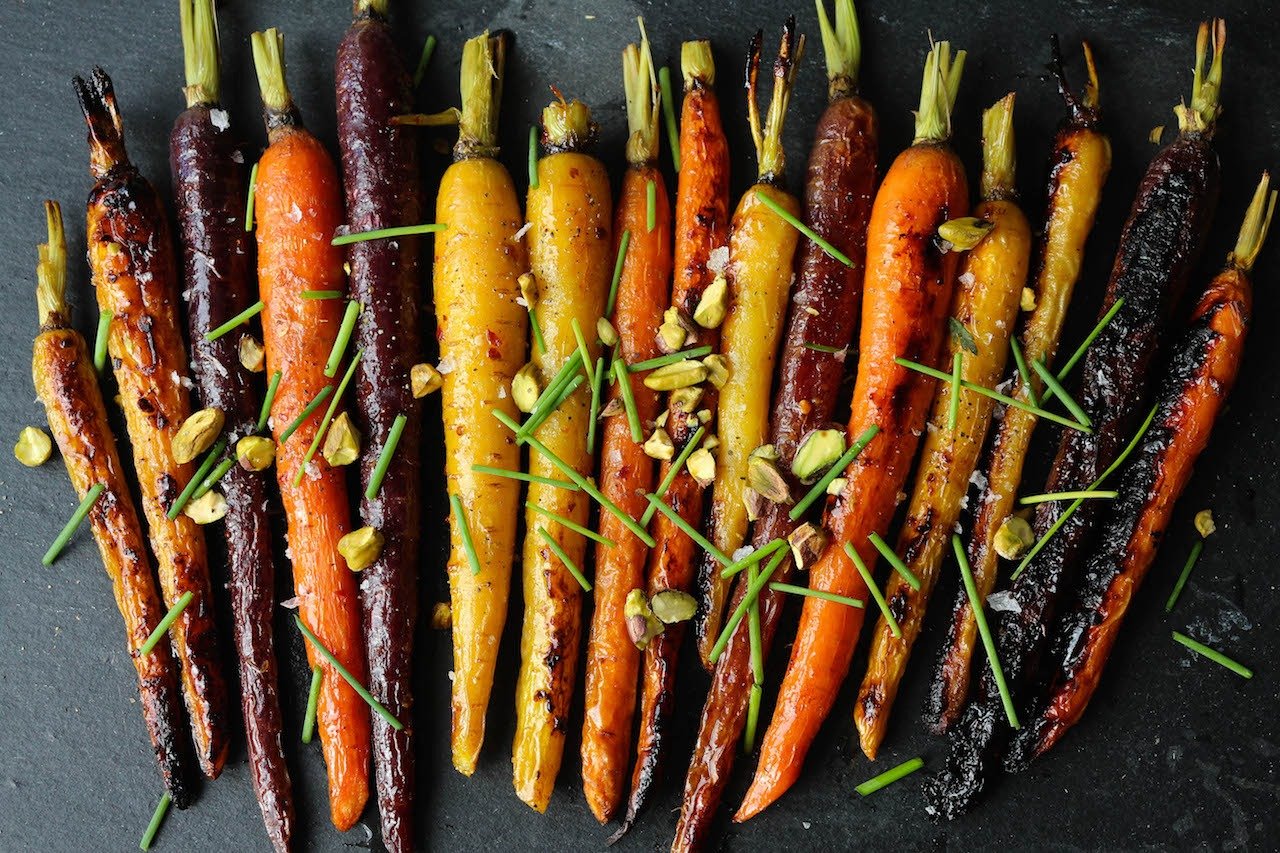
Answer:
[[580, 24, 670, 825], [251, 29, 370, 831], [512, 93, 612, 813], [613, 37, 731, 836], [736, 40, 968, 821], [74, 67, 230, 779], [434, 32, 528, 777], [32, 202, 193, 810], [854, 93, 1030, 760]]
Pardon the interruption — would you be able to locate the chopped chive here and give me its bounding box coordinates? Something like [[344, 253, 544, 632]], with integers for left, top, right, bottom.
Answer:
[[451, 493, 482, 577], [844, 542, 901, 638], [519, 353, 584, 439], [953, 535, 1019, 728], [492, 409, 655, 546], [365, 412, 408, 500], [720, 537, 787, 580], [744, 561, 764, 751], [1019, 490, 1117, 505], [658, 65, 680, 171], [324, 300, 362, 378], [710, 547, 788, 663], [1171, 630, 1252, 679], [527, 501, 615, 548], [257, 371, 282, 433], [744, 682, 763, 754], [204, 300, 264, 342], [755, 188, 852, 267], [855, 757, 924, 796], [93, 309, 111, 372], [642, 425, 707, 525], [1009, 335, 1037, 406], [948, 351, 962, 431], [528, 305, 547, 354], [301, 666, 322, 743], [628, 345, 712, 373], [528, 125, 539, 189], [606, 230, 631, 318], [412, 34, 437, 87], [571, 318, 595, 385], [802, 341, 842, 354], [331, 223, 446, 246], [43, 483, 104, 565], [646, 179, 657, 232], [192, 456, 236, 501], [614, 359, 644, 443], [470, 464, 579, 491], [139, 792, 171, 850], [277, 385, 334, 445], [1056, 297, 1125, 381], [790, 425, 879, 521], [302, 289, 342, 300], [1165, 539, 1204, 612], [1031, 357, 1091, 428], [895, 357, 1090, 433], [139, 591, 194, 655], [244, 161, 258, 232], [536, 526, 592, 591], [587, 356, 605, 454], [768, 582, 864, 608], [645, 493, 731, 566], [296, 616, 403, 730], [167, 439, 226, 520], [867, 531, 921, 592], [295, 351, 363, 487], [522, 375, 586, 440]]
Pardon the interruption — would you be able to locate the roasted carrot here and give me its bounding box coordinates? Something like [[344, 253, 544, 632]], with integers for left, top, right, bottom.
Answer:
[[736, 39, 968, 821], [930, 39, 1110, 733], [674, 3, 877, 846], [1006, 174, 1272, 770], [612, 37, 731, 836], [854, 92, 1030, 760], [251, 28, 370, 831], [33, 202, 193, 810], [169, 2, 290, 845], [336, 2, 422, 847], [580, 24, 670, 825], [74, 66, 230, 779], [512, 93, 612, 813], [925, 22, 1223, 820]]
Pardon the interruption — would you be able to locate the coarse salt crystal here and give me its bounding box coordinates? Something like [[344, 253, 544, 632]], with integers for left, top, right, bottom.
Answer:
[[210, 108, 230, 130], [513, 221, 532, 241], [732, 545, 755, 562], [987, 591, 1020, 613], [707, 246, 730, 273], [436, 356, 456, 375], [958, 271, 976, 286]]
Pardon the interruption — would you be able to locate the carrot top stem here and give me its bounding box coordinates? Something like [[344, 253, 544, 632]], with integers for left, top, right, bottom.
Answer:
[[980, 93, 1016, 201], [36, 201, 68, 327], [814, 0, 860, 98], [622, 18, 661, 165], [681, 40, 715, 90], [72, 68, 128, 178], [251, 28, 297, 130], [747, 18, 805, 182], [1176, 19, 1225, 136], [1228, 172, 1277, 273], [1048, 37, 1101, 128], [912, 39, 966, 145], [179, 0, 220, 108], [353, 0, 389, 17], [456, 31, 507, 160], [542, 94, 597, 154]]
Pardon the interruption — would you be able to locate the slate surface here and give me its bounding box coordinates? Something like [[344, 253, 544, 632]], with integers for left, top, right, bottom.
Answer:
[[0, 1, 1276, 851]]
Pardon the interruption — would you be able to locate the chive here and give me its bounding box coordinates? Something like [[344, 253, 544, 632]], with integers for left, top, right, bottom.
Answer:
[[331, 223, 446, 246], [1019, 490, 1117, 505], [412, 33, 437, 87], [628, 345, 712, 373], [644, 493, 731, 566], [324, 301, 362, 378], [528, 125, 539, 189], [744, 682, 763, 754], [365, 412, 408, 500], [855, 757, 924, 796], [744, 561, 764, 751], [192, 456, 236, 501], [953, 535, 1019, 728], [658, 65, 680, 171], [1165, 539, 1204, 612], [205, 300, 264, 342], [257, 371, 282, 433], [755, 188, 852, 267], [720, 537, 787, 579], [646, 179, 657, 232], [571, 318, 595, 385], [244, 161, 258, 232], [606, 230, 631, 318], [614, 359, 644, 443], [518, 353, 584, 439], [587, 356, 605, 454], [451, 494, 482, 577], [1009, 335, 1037, 406], [93, 310, 111, 372], [1056, 297, 1125, 381], [642, 425, 707, 525], [295, 351, 363, 487], [522, 375, 585, 440], [867, 531, 920, 592], [167, 439, 226, 520], [768, 582, 864, 609], [1171, 630, 1252, 679], [493, 409, 655, 546], [709, 547, 788, 663], [844, 542, 901, 638], [295, 615, 404, 730], [528, 305, 547, 354], [895, 357, 1090, 433], [802, 341, 842, 354], [139, 792, 172, 850], [301, 289, 342, 300], [139, 591, 194, 655], [536, 526, 592, 591], [42, 483, 104, 565], [789, 425, 879, 521], [301, 666, 322, 743], [948, 351, 962, 430], [470, 464, 579, 491], [1031, 357, 1091, 428], [527, 501, 615, 548], [278, 385, 333, 444]]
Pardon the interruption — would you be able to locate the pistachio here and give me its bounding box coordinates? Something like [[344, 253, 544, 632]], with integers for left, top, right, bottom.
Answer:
[[322, 412, 361, 467], [643, 428, 675, 461], [596, 316, 619, 348], [669, 385, 703, 413], [1194, 509, 1216, 538], [826, 476, 847, 496], [788, 522, 829, 571], [1020, 286, 1037, 312], [650, 589, 699, 624], [512, 363, 541, 413], [937, 217, 995, 252], [748, 451, 792, 505], [238, 334, 266, 372], [14, 426, 52, 467], [430, 601, 453, 630], [750, 444, 780, 463], [696, 408, 712, 424], [701, 353, 729, 388], [411, 362, 443, 398], [792, 428, 847, 483], [657, 307, 689, 353], [693, 273, 728, 328], [172, 408, 225, 464], [236, 435, 277, 471], [701, 434, 720, 451], [686, 447, 716, 487], [625, 588, 664, 650], [993, 515, 1035, 560], [642, 359, 708, 391], [338, 525, 385, 572], [742, 487, 765, 522], [598, 397, 624, 419], [184, 489, 228, 525], [518, 271, 539, 306], [654, 408, 669, 427]]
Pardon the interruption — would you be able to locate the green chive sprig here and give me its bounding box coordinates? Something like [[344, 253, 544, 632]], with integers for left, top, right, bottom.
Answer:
[[331, 223, 446, 246], [1165, 539, 1204, 612], [139, 792, 172, 850], [244, 161, 258, 232], [802, 341, 843, 354], [1019, 490, 1117, 505], [528, 501, 614, 548], [295, 616, 404, 730], [744, 560, 765, 751], [93, 310, 111, 372], [646, 179, 657, 232], [948, 351, 962, 430], [1056, 297, 1124, 381], [470, 464, 578, 491], [953, 535, 1019, 728], [365, 413, 408, 500], [324, 301, 361, 378], [606, 230, 632, 317], [658, 65, 680, 170], [43, 483, 104, 565], [614, 359, 644, 443], [168, 440, 225, 520], [140, 591, 194, 655], [571, 318, 595, 385], [412, 34, 438, 87], [895, 357, 1089, 433], [528, 304, 547, 354], [192, 457, 236, 501], [536, 526, 592, 591], [642, 425, 707, 525], [301, 666, 322, 743], [855, 757, 924, 796], [587, 356, 605, 454], [295, 351, 363, 487], [528, 125, 539, 189], [1030, 357, 1090, 427], [302, 289, 342, 300], [451, 494, 482, 577], [1171, 630, 1252, 679], [629, 345, 712, 373], [521, 375, 585, 441], [709, 547, 788, 664], [719, 537, 787, 580], [644, 493, 731, 565], [868, 531, 920, 592], [768, 582, 864, 609], [205, 300, 264, 342], [745, 682, 763, 754], [790, 425, 879, 521], [844, 542, 900, 638], [755, 188, 852, 267], [1009, 335, 1036, 406], [278, 386, 333, 445], [257, 371, 282, 433]]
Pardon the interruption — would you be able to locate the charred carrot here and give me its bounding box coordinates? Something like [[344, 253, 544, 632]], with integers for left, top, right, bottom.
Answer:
[[580, 23, 671, 825], [74, 66, 231, 779], [33, 202, 193, 810], [251, 29, 370, 831], [736, 39, 968, 822], [854, 92, 1030, 760]]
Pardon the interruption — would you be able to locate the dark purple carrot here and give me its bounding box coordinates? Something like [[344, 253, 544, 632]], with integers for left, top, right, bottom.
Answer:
[[169, 2, 292, 849]]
